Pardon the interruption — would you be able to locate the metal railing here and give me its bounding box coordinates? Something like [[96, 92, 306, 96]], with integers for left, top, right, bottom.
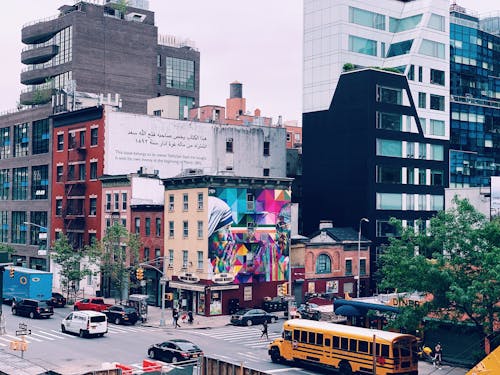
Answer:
[[450, 95, 500, 109]]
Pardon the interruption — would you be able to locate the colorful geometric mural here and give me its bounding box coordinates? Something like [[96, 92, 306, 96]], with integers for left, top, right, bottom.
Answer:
[[208, 188, 291, 284]]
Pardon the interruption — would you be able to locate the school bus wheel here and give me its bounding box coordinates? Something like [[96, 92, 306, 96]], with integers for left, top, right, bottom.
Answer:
[[338, 360, 352, 375], [270, 347, 282, 363]]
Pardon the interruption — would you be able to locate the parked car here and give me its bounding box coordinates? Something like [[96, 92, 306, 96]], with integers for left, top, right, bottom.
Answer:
[[61, 311, 108, 338], [103, 305, 139, 325], [12, 299, 54, 319], [230, 308, 278, 326], [47, 292, 67, 307], [290, 303, 321, 321], [74, 298, 112, 312], [147, 339, 203, 363]]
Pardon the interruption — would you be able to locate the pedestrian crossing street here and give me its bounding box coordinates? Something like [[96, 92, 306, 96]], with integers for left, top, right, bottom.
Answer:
[[190, 325, 282, 350], [0, 324, 155, 346]]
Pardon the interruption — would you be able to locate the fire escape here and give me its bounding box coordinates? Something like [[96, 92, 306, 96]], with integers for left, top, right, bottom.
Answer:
[[62, 133, 87, 249]]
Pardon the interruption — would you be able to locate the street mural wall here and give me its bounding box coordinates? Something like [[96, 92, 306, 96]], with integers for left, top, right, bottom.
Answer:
[[207, 188, 291, 284]]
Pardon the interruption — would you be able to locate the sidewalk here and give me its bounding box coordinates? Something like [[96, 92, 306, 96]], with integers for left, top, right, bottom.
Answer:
[[141, 305, 234, 329]]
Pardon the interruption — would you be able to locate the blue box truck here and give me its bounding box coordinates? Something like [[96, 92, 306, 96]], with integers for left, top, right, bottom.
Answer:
[[2, 266, 52, 303]]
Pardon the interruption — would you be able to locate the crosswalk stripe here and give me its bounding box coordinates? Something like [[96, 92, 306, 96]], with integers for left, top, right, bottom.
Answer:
[[50, 329, 77, 338], [107, 327, 128, 333], [0, 342, 6, 347], [4, 334, 31, 343], [39, 330, 66, 339], [30, 332, 55, 341], [22, 335, 43, 342], [0, 337, 12, 344]]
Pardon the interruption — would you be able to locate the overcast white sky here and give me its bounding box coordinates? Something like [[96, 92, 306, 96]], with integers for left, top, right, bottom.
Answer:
[[0, 0, 497, 123]]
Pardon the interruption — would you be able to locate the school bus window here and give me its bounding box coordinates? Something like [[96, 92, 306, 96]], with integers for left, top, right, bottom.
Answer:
[[324, 337, 330, 347], [300, 330, 307, 343], [293, 330, 300, 341], [333, 336, 339, 349], [400, 344, 410, 357], [316, 333, 323, 345], [350, 339, 357, 352], [341, 337, 349, 350], [308, 332, 316, 344], [284, 330, 292, 341], [359, 340, 369, 353], [382, 344, 390, 357]]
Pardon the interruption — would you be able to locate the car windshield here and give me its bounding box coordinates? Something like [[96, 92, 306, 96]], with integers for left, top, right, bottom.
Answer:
[[38, 302, 49, 308], [176, 341, 200, 351], [90, 316, 106, 323], [235, 309, 251, 315], [123, 307, 136, 313]]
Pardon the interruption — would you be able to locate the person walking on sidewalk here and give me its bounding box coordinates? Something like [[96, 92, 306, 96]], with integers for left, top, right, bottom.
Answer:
[[433, 342, 443, 369], [172, 308, 181, 328], [260, 320, 269, 339]]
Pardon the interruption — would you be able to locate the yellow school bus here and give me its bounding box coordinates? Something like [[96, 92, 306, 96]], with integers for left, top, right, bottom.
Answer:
[[268, 319, 418, 375]]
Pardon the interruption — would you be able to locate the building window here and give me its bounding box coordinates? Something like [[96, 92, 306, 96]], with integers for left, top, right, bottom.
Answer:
[[377, 86, 401, 105], [31, 165, 48, 200], [182, 250, 188, 269], [0, 127, 11, 159], [263, 168, 270, 177], [430, 95, 445, 111], [376, 165, 401, 184], [428, 13, 445, 31], [430, 69, 445, 86], [316, 254, 331, 274], [144, 247, 150, 261], [121, 193, 127, 210], [183, 221, 188, 238], [183, 193, 188, 211], [360, 259, 366, 276], [79, 130, 86, 148], [418, 66, 423, 82], [114, 192, 119, 211], [105, 193, 111, 211], [13, 123, 29, 157], [377, 112, 402, 131], [90, 162, 98, 179], [197, 251, 203, 270], [90, 128, 98, 146], [157, 74, 161, 86], [145, 218, 151, 236], [348, 35, 377, 56], [169, 221, 174, 238], [0, 211, 8, 242], [418, 92, 426, 108], [263, 141, 270, 156], [32, 119, 49, 154], [121, 218, 126, 227], [179, 96, 194, 120], [134, 217, 140, 234], [386, 40, 414, 57], [226, 138, 233, 153], [197, 220, 203, 239], [419, 143, 427, 159], [376, 139, 402, 158], [155, 248, 161, 262], [247, 193, 255, 211], [419, 39, 445, 59], [11, 211, 27, 244], [407, 65, 415, 81], [389, 14, 422, 33], [376, 220, 399, 237], [348, 7, 385, 30], [152, 218, 160, 237], [0, 169, 10, 200], [168, 194, 174, 211], [418, 168, 427, 185], [12, 167, 28, 200], [376, 193, 402, 210], [28, 211, 47, 246], [68, 132, 76, 149], [168, 249, 174, 266], [153, 109, 161, 117], [418, 195, 426, 210], [197, 193, 203, 210], [166, 57, 195, 91], [56, 199, 63, 216], [431, 195, 444, 210], [430, 119, 445, 136], [89, 198, 97, 216], [345, 259, 352, 276], [68, 164, 76, 181]]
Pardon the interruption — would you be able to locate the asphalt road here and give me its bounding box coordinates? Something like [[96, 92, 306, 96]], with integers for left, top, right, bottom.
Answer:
[[0, 305, 469, 375]]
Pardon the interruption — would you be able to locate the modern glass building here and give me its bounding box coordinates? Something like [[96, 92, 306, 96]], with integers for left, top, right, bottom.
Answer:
[[449, 5, 500, 187]]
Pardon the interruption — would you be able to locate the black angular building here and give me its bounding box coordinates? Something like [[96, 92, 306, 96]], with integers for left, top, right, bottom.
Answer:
[[302, 68, 448, 283]]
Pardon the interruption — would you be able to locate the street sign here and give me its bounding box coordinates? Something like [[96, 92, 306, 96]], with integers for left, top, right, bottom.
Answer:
[[16, 330, 31, 336], [38, 250, 47, 256]]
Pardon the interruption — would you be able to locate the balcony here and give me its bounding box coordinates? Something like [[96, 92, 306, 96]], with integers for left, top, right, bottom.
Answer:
[[22, 15, 61, 44], [67, 147, 87, 162], [19, 87, 55, 106], [21, 44, 59, 65], [64, 181, 87, 197], [21, 63, 67, 85]]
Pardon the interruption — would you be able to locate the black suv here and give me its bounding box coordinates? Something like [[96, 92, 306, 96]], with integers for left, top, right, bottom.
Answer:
[[47, 292, 67, 307], [104, 305, 139, 325], [12, 299, 54, 319]]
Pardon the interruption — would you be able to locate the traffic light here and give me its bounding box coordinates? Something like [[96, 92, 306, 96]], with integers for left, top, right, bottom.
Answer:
[[9, 267, 14, 278], [282, 282, 288, 295], [136, 267, 144, 280]]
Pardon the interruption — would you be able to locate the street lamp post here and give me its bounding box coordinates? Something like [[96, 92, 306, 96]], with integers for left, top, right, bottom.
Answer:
[[138, 256, 167, 327], [357, 218, 369, 299]]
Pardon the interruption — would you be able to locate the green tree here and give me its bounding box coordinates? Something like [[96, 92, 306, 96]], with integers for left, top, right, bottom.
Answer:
[[378, 197, 500, 340], [91, 222, 141, 302], [51, 234, 99, 301]]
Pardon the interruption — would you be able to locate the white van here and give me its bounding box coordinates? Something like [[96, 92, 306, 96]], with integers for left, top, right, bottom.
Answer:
[[61, 310, 108, 338]]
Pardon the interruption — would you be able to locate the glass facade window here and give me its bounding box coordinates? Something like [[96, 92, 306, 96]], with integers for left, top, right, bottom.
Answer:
[[431, 170, 443, 186], [29, 211, 47, 246], [348, 7, 385, 30], [419, 39, 445, 59], [11, 211, 27, 244], [418, 168, 427, 185], [431, 195, 444, 210], [376, 139, 402, 157], [376, 193, 402, 210], [430, 144, 444, 161], [407, 65, 415, 81], [12, 167, 28, 200], [90, 128, 98, 146], [377, 86, 402, 104], [376, 165, 402, 184], [419, 143, 427, 159], [430, 119, 445, 136], [386, 40, 413, 57], [348, 35, 377, 56], [418, 92, 426, 108], [14, 123, 29, 157], [430, 95, 445, 111], [0, 169, 10, 200], [32, 119, 49, 154], [430, 69, 445, 86], [179, 96, 194, 119], [406, 194, 415, 210], [0, 127, 10, 159], [407, 168, 415, 184], [428, 14, 445, 31], [316, 254, 331, 274], [376, 220, 399, 237], [377, 112, 402, 131], [0, 211, 8, 242], [31, 165, 48, 200], [389, 14, 422, 33], [166, 57, 195, 91]]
